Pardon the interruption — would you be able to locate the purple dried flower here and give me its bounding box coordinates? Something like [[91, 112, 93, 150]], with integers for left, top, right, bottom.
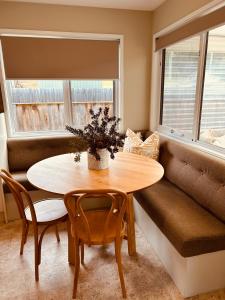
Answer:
[[66, 107, 125, 161]]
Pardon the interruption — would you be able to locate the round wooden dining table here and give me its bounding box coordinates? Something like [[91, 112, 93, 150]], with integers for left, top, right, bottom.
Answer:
[[27, 151, 164, 264]]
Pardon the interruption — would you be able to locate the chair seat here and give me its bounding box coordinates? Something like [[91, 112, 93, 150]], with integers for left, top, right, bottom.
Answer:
[[72, 210, 126, 245], [25, 199, 68, 223]]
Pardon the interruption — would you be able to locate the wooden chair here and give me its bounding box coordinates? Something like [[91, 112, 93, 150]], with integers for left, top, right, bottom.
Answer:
[[64, 189, 128, 299], [0, 169, 68, 281]]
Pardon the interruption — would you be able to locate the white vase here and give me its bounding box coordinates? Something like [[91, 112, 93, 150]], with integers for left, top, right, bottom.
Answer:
[[88, 148, 109, 170]]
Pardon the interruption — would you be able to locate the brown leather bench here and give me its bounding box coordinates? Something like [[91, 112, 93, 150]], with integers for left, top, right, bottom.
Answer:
[[4, 135, 76, 193], [135, 135, 225, 257], [6, 131, 225, 258]]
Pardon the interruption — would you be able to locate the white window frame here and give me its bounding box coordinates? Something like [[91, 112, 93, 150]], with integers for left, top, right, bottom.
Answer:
[[150, 0, 225, 159], [0, 29, 124, 138]]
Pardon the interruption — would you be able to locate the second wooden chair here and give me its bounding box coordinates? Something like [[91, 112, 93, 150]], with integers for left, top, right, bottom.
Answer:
[[64, 189, 128, 299]]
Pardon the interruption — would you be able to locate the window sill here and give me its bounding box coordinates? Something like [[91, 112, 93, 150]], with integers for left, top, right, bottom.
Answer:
[[7, 130, 73, 139], [158, 126, 225, 161]]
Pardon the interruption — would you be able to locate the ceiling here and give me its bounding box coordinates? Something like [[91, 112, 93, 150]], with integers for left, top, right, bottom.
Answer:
[[4, 0, 167, 11]]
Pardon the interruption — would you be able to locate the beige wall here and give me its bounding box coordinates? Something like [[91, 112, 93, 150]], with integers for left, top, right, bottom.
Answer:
[[153, 0, 216, 33], [0, 1, 152, 131]]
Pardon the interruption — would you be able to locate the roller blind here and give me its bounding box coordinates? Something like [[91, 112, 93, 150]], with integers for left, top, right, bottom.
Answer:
[[0, 37, 119, 79], [155, 5, 225, 51], [0, 86, 4, 113]]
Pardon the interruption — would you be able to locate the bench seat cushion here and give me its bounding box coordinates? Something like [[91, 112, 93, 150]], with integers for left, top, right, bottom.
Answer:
[[135, 178, 225, 257], [3, 171, 37, 193]]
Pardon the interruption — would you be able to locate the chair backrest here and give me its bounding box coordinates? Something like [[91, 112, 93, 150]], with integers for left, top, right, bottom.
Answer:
[[64, 189, 128, 245], [0, 169, 37, 223]]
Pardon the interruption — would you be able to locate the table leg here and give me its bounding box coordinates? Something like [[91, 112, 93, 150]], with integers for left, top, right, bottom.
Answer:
[[67, 218, 75, 265], [126, 193, 136, 256]]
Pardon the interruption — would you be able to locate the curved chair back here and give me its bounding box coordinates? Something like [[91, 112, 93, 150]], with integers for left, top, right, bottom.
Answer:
[[64, 189, 128, 245], [0, 169, 37, 223]]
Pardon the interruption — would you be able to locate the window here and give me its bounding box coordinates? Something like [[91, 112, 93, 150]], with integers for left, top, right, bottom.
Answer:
[[161, 36, 200, 136], [0, 35, 121, 137], [6, 80, 64, 133], [199, 26, 225, 148], [70, 80, 114, 126], [160, 23, 225, 151], [5, 79, 116, 135]]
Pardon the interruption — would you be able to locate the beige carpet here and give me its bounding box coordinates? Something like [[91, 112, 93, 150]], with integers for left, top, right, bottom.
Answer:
[[0, 220, 225, 300]]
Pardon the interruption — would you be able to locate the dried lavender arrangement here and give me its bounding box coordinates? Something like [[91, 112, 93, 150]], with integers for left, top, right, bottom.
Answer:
[[66, 107, 125, 164]]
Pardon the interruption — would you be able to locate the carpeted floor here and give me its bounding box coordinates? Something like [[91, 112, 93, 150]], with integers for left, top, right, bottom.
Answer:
[[0, 220, 225, 300]]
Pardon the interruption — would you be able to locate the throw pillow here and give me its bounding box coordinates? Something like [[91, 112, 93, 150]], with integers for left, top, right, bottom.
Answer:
[[123, 129, 160, 160]]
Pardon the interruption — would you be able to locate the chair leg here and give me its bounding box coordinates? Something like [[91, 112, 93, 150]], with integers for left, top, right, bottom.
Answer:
[[81, 242, 84, 265], [73, 237, 80, 299], [55, 225, 60, 243], [20, 222, 29, 255], [34, 228, 39, 281], [24, 223, 29, 244], [38, 224, 52, 265], [115, 238, 127, 298]]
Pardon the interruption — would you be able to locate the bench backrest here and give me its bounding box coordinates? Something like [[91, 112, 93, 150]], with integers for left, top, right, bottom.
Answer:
[[7, 130, 149, 173], [159, 136, 225, 223], [7, 135, 76, 172]]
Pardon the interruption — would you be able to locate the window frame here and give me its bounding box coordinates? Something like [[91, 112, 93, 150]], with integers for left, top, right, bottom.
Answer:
[[0, 29, 124, 138], [151, 2, 225, 159], [159, 33, 206, 141]]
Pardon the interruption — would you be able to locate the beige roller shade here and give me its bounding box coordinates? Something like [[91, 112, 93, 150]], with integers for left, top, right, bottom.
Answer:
[[0, 86, 4, 113], [155, 5, 225, 51], [1, 37, 119, 79]]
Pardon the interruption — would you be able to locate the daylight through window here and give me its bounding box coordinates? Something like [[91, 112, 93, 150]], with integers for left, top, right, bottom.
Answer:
[[6, 79, 115, 135], [160, 24, 225, 151]]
